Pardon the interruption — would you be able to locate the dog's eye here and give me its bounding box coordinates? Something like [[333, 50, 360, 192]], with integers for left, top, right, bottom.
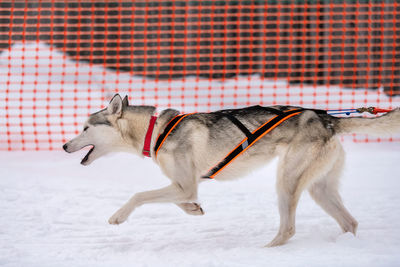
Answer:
[[83, 126, 89, 131]]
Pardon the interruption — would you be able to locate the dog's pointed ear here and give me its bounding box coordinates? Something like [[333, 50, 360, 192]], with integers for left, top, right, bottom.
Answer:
[[107, 94, 123, 116], [122, 95, 129, 108]]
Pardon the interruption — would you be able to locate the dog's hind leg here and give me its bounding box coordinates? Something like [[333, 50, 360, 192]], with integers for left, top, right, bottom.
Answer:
[[176, 203, 204, 215], [266, 138, 344, 247], [266, 144, 314, 247], [308, 147, 358, 235]]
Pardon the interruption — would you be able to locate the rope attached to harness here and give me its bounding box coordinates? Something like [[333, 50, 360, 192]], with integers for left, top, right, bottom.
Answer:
[[327, 107, 392, 116]]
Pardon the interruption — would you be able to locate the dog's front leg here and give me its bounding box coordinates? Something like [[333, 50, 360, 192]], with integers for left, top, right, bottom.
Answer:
[[108, 182, 197, 224]]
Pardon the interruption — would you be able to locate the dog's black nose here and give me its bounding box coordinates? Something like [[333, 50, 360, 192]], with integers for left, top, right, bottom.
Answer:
[[63, 143, 68, 151]]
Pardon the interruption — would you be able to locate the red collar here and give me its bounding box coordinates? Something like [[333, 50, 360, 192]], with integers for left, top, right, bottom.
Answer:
[[142, 115, 157, 157]]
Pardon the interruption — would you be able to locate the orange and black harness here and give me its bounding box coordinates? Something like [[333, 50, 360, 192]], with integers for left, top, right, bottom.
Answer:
[[142, 106, 391, 178], [149, 107, 327, 179]]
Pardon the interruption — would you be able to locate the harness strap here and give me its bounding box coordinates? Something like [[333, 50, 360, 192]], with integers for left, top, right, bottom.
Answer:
[[215, 106, 290, 139], [202, 109, 305, 179], [217, 112, 253, 140], [257, 106, 285, 116], [154, 113, 193, 157]]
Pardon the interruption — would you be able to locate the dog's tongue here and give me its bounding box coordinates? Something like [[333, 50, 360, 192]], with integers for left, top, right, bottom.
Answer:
[[81, 147, 94, 165]]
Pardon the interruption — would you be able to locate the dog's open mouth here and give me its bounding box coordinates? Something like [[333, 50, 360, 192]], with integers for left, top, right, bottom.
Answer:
[[81, 146, 95, 165]]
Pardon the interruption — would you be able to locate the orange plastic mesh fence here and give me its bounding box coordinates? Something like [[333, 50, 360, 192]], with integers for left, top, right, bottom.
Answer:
[[1, 1, 399, 150]]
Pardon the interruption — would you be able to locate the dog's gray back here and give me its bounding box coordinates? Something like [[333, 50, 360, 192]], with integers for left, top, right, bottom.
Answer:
[[155, 105, 339, 180], [162, 105, 338, 149]]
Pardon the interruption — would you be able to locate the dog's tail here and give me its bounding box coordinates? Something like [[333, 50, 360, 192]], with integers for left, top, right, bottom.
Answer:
[[336, 108, 400, 136]]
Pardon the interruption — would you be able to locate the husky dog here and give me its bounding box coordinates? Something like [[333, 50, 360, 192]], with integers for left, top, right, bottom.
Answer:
[[63, 94, 400, 247]]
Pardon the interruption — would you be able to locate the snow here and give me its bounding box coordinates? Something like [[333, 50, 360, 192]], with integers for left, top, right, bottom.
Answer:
[[1, 142, 400, 267]]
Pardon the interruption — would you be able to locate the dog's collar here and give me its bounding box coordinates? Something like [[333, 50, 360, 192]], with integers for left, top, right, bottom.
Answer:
[[142, 115, 157, 157]]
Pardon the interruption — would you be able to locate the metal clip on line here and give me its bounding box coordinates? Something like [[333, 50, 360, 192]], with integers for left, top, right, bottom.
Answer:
[[356, 107, 392, 115]]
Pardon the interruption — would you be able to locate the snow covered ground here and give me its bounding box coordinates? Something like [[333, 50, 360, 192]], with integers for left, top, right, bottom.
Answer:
[[1, 142, 400, 267]]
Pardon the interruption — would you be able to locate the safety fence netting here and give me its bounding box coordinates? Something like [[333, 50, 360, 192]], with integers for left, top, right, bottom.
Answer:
[[1, 1, 399, 150]]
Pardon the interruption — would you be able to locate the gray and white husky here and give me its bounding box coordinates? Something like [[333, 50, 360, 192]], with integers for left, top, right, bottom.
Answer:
[[63, 94, 400, 247]]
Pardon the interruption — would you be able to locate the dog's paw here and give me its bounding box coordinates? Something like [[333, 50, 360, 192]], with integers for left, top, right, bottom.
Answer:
[[265, 237, 286, 247], [108, 206, 133, 225], [265, 230, 295, 247], [179, 203, 205, 216]]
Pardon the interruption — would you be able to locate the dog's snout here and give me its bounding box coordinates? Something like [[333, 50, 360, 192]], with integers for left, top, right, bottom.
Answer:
[[63, 143, 68, 152]]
